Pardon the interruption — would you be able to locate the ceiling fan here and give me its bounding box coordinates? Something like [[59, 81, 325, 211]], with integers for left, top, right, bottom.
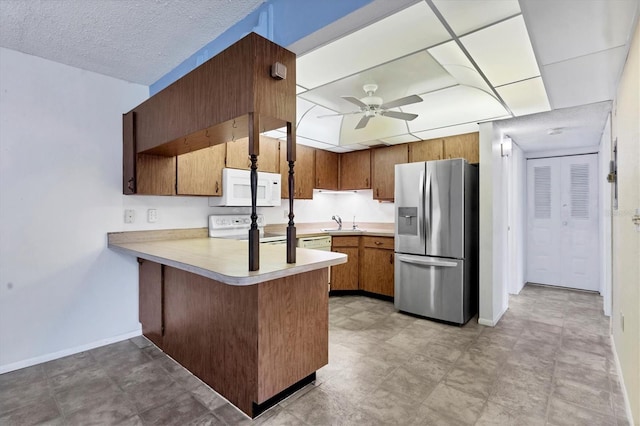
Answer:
[[319, 84, 423, 129]]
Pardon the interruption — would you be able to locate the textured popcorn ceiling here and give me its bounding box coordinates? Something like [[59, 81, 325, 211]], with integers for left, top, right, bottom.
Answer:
[[0, 0, 264, 84]]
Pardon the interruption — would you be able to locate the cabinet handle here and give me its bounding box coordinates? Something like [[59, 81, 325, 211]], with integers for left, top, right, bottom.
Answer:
[[215, 181, 219, 194], [374, 241, 382, 245], [365, 178, 369, 187], [390, 253, 393, 264], [376, 188, 379, 197]]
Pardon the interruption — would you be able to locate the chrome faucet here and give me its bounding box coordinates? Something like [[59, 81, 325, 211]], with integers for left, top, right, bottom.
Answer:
[[352, 216, 358, 230], [332, 215, 342, 230]]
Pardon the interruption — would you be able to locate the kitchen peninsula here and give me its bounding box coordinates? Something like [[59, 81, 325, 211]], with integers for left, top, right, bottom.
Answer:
[[108, 229, 346, 417]]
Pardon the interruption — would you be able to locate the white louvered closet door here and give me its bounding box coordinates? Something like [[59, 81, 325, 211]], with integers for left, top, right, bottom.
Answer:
[[526, 155, 599, 291]]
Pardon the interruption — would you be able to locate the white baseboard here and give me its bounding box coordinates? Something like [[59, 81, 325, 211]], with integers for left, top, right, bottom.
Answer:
[[478, 305, 508, 327], [0, 327, 142, 374], [611, 338, 635, 426]]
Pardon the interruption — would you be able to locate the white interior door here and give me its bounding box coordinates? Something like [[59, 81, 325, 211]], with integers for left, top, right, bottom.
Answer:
[[526, 154, 599, 291]]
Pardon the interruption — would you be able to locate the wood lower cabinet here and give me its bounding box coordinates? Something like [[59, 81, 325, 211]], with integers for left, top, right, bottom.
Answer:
[[339, 150, 371, 190], [280, 142, 315, 199], [138, 260, 328, 417], [443, 132, 479, 164], [315, 150, 338, 190], [408, 138, 444, 162], [372, 145, 408, 200], [330, 236, 360, 291], [138, 259, 163, 348], [226, 135, 280, 173], [176, 143, 226, 195], [360, 236, 394, 297]]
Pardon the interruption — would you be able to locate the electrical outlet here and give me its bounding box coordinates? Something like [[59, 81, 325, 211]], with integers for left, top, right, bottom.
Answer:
[[620, 312, 624, 331], [147, 209, 158, 223], [124, 209, 135, 224]]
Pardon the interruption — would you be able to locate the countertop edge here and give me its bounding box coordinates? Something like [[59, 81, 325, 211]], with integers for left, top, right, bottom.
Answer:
[[109, 242, 346, 286]]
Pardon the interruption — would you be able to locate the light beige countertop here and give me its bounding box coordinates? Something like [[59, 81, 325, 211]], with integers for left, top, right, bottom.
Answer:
[[108, 229, 346, 286], [265, 222, 395, 238]]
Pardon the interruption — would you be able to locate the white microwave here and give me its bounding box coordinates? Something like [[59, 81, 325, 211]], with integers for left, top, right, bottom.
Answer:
[[208, 168, 281, 207]]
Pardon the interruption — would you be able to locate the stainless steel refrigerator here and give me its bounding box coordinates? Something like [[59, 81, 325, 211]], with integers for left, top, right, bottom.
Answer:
[[394, 158, 478, 325]]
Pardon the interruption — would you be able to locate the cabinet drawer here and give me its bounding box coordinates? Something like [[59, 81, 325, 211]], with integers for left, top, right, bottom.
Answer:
[[331, 236, 360, 248], [362, 236, 394, 250]]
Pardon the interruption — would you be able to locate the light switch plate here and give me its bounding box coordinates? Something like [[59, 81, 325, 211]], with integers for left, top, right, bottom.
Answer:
[[147, 209, 158, 223]]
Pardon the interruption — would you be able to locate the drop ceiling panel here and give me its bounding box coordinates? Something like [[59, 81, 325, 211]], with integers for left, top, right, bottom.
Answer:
[[411, 122, 482, 141], [295, 136, 339, 150], [428, 41, 493, 93], [404, 85, 508, 132], [520, 0, 639, 65], [432, 0, 521, 36], [297, 105, 341, 145], [299, 50, 457, 113], [380, 134, 421, 144], [461, 16, 540, 87], [296, 2, 451, 89], [542, 46, 627, 109], [497, 77, 550, 117], [340, 111, 410, 145]]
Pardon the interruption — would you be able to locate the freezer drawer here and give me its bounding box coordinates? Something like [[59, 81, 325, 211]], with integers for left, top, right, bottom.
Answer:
[[394, 253, 471, 325]]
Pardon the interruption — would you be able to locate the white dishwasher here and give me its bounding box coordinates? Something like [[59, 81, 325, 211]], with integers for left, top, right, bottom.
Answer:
[[297, 235, 332, 251], [297, 236, 332, 288]]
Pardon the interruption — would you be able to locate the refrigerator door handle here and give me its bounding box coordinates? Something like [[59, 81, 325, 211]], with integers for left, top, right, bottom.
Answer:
[[425, 170, 432, 245], [418, 169, 425, 248], [396, 254, 457, 268]]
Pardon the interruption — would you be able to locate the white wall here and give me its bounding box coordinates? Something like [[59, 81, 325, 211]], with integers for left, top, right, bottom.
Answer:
[[260, 189, 395, 225], [0, 48, 218, 372], [478, 122, 508, 326], [508, 142, 526, 294], [610, 21, 639, 424], [598, 115, 612, 316]]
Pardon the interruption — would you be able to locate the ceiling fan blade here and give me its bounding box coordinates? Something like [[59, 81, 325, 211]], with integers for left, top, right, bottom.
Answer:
[[355, 115, 371, 129], [380, 110, 419, 121], [380, 94, 423, 109], [317, 111, 360, 118], [342, 96, 369, 109]]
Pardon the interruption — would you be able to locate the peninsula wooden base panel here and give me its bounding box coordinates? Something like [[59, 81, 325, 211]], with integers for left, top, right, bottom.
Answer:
[[139, 263, 328, 417]]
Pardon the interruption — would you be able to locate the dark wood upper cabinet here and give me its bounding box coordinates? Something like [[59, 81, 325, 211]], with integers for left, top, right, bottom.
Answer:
[[226, 136, 280, 173], [176, 144, 226, 196], [443, 132, 479, 164], [408, 138, 444, 162], [339, 150, 371, 190], [123, 33, 296, 195], [371, 145, 408, 201], [280, 142, 314, 199], [314, 150, 339, 190]]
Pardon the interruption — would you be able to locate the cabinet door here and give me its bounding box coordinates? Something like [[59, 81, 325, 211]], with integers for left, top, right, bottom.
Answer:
[[280, 142, 315, 199], [331, 247, 359, 290], [226, 136, 280, 173], [408, 138, 444, 162], [443, 132, 479, 164], [139, 260, 163, 348], [315, 150, 339, 190], [176, 144, 226, 195], [136, 154, 176, 195], [361, 248, 394, 297], [339, 150, 371, 190], [372, 145, 408, 200]]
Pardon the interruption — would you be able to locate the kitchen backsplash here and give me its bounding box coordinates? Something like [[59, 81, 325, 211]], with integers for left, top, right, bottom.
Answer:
[[259, 189, 395, 224]]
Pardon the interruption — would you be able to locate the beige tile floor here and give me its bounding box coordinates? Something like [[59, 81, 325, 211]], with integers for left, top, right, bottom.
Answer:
[[0, 284, 629, 425]]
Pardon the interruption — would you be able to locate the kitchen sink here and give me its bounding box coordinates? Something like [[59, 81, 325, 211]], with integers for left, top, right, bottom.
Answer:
[[320, 228, 365, 232]]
